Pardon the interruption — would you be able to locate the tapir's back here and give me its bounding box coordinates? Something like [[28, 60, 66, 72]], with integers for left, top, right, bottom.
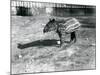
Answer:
[[63, 17, 81, 33]]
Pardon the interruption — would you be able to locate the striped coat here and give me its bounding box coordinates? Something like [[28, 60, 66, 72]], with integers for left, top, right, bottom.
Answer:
[[57, 17, 81, 33]]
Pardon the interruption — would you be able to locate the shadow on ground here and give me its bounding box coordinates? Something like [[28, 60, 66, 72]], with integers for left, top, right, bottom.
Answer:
[[17, 39, 59, 49]]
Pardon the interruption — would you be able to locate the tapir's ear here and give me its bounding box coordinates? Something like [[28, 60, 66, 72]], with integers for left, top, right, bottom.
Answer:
[[49, 18, 55, 21], [52, 18, 55, 21]]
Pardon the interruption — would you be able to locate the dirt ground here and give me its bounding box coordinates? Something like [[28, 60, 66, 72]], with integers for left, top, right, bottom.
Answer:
[[11, 15, 96, 74]]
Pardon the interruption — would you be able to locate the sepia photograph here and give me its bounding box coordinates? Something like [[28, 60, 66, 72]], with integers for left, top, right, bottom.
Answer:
[[11, 0, 96, 74]]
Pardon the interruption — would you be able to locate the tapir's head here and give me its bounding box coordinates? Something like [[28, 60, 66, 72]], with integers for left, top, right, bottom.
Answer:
[[43, 18, 57, 33]]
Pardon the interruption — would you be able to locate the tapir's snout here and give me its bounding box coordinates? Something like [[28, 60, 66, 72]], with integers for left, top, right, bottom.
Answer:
[[43, 29, 46, 33]]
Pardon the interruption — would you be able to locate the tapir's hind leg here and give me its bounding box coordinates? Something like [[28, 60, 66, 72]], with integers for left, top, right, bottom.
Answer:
[[70, 32, 76, 43]]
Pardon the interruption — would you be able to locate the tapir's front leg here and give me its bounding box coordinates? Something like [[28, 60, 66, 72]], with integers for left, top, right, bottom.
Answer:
[[58, 32, 66, 46], [56, 31, 62, 47], [57, 30, 68, 47]]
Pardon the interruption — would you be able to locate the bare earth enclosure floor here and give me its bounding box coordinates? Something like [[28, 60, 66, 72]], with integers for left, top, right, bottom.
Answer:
[[11, 15, 96, 74]]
